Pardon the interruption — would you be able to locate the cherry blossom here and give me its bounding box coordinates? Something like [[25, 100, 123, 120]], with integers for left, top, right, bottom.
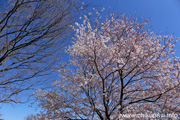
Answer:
[[33, 13, 180, 120]]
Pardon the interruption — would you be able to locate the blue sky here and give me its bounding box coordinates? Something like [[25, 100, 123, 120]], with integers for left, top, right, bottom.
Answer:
[[1, 0, 180, 120]]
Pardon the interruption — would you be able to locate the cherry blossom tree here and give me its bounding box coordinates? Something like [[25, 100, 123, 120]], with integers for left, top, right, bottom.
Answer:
[[33, 12, 180, 119]]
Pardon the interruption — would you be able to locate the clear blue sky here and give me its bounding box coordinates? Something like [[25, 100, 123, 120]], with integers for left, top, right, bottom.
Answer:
[[1, 0, 180, 120]]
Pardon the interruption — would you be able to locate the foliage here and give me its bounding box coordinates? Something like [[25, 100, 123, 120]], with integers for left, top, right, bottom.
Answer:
[[33, 12, 180, 119]]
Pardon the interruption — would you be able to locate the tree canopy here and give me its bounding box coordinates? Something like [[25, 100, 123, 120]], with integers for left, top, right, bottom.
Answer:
[[32, 12, 180, 119]]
